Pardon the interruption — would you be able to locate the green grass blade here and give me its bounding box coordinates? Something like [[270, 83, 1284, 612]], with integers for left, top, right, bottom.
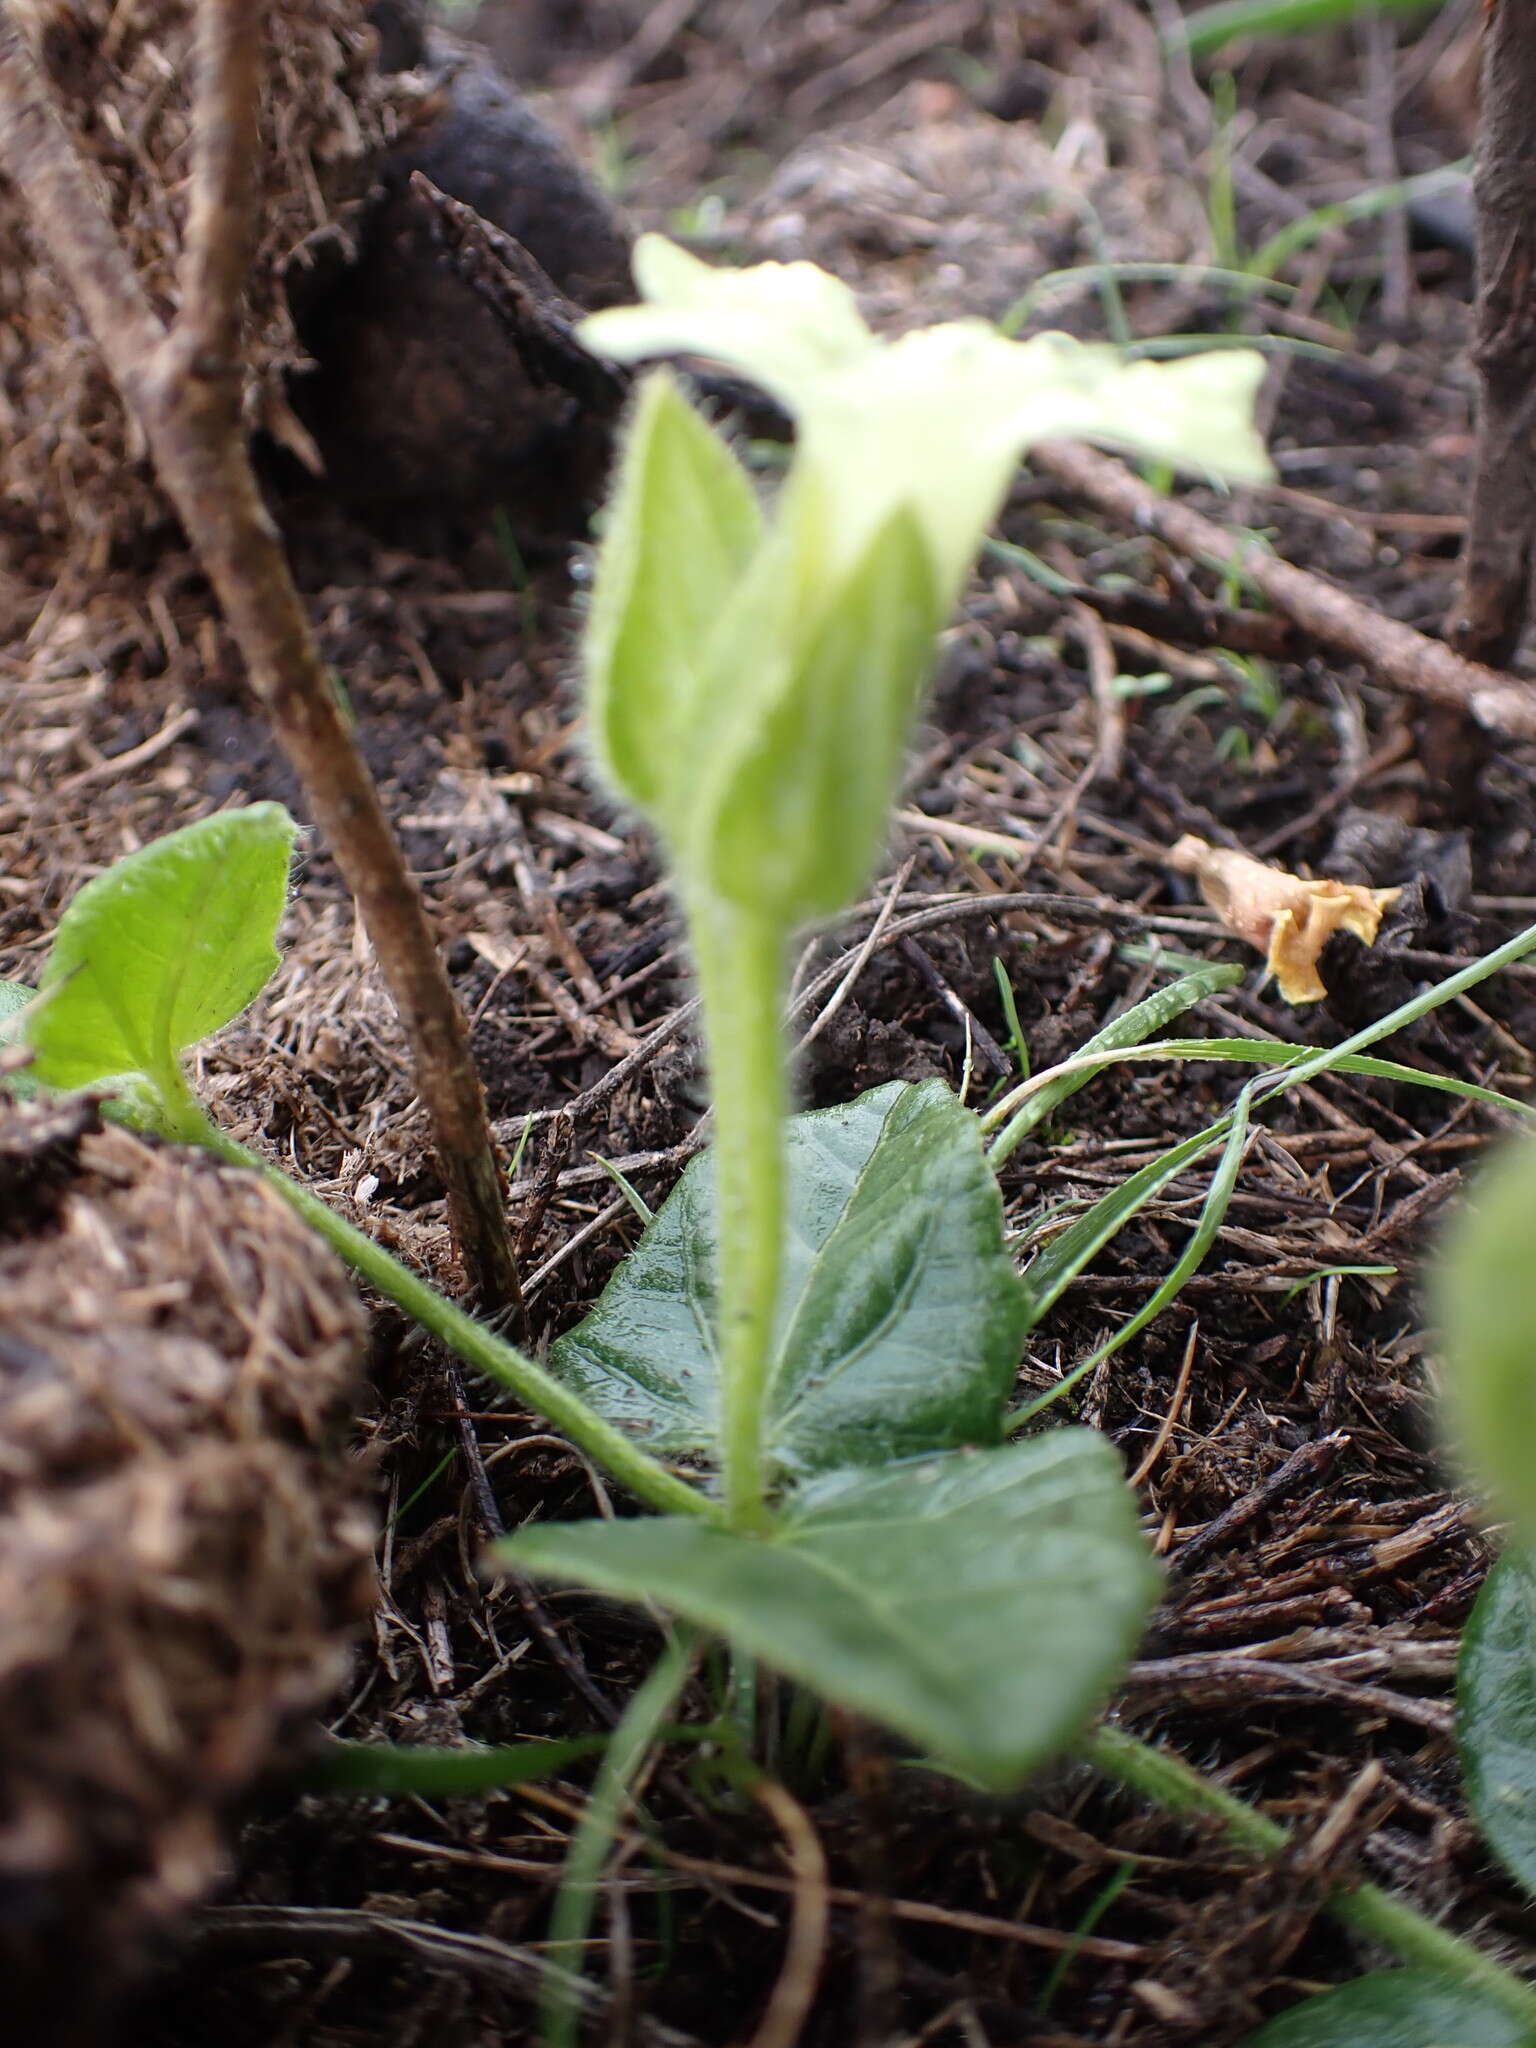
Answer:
[[1017, 1120, 1230, 1332], [992, 956, 1030, 1081], [1012, 1088, 1254, 1424], [999, 1036, 1531, 1119], [1000, 261, 1298, 335], [541, 1630, 694, 2048], [985, 964, 1243, 1164], [1167, 0, 1438, 62], [1010, 921, 1536, 1358], [1251, 920, 1536, 1103], [313, 1736, 608, 1797], [1247, 162, 1468, 282]]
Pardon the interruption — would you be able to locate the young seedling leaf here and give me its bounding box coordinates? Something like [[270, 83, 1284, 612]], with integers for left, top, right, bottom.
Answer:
[[1434, 1135, 1536, 1538], [1, 978, 185, 1128], [499, 1430, 1158, 1790], [1236, 1970, 1531, 2047], [547, 1079, 1027, 1478], [0, 980, 39, 1102], [1459, 1548, 1536, 1903], [27, 804, 298, 1099], [585, 370, 762, 821]]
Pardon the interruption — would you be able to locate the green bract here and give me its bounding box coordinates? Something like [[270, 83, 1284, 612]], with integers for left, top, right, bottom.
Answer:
[[579, 234, 1271, 925]]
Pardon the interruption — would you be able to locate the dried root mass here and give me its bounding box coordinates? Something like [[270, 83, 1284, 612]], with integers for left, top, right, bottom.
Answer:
[[0, 1096, 374, 2044]]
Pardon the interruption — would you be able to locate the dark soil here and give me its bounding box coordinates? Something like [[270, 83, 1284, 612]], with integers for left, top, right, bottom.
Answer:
[[5, 2, 1536, 2044]]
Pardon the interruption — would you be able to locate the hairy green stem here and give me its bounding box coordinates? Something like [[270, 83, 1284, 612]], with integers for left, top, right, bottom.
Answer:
[[185, 1105, 719, 1525], [541, 1627, 695, 2048], [688, 893, 787, 1533], [1083, 1726, 1536, 2028]]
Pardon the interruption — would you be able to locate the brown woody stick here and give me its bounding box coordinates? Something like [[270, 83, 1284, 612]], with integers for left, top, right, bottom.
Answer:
[[0, 3, 521, 1309], [1030, 439, 1536, 742], [1445, 0, 1536, 667]]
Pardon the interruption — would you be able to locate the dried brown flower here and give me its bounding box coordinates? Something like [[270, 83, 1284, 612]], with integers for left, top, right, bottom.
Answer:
[[1169, 834, 1399, 1004]]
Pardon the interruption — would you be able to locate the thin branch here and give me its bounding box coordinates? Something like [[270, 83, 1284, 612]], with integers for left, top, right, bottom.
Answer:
[[409, 173, 630, 416], [1031, 439, 1536, 742], [176, 0, 263, 371], [0, 5, 521, 1309]]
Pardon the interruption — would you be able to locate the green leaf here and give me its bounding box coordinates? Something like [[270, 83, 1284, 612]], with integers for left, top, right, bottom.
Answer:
[[499, 1431, 1159, 1790], [1, 979, 174, 1127], [584, 370, 762, 820], [0, 980, 38, 1101], [1012, 1086, 1254, 1425], [26, 804, 298, 1098], [1460, 1548, 1536, 1903], [1434, 1135, 1536, 1535], [699, 506, 942, 921], [548, 1079, 1027, 1478], [1238, 1970, 1533, 2047]]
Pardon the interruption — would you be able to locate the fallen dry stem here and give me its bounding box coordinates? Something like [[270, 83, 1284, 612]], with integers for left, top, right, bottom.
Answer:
[[0, 3, 519, 1307], [1032, 440, 1536, 741]]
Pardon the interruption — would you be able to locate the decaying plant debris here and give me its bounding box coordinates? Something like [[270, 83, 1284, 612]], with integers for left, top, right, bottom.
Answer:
[[0, 1094, 373, 2046]]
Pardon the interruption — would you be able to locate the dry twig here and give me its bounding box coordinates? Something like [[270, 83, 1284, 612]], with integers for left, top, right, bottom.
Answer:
[[1031, 440, 1536, 742], [0, 2, 520, 1306], [749, 1781, 831, 2048]]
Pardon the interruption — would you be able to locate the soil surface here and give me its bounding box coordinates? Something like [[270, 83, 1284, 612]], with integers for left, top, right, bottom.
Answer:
[[5, 2, 1536, 2044]]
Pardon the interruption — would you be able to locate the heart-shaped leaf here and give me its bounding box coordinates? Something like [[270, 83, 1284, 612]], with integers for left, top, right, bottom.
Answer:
[[1238, 1970, 1533, 2047], [27, 804, 298, 1099], [548, 1079, 1028, 1478], [1460, 1547, 1536, 1903], [499, 1430, 1158, 1790]]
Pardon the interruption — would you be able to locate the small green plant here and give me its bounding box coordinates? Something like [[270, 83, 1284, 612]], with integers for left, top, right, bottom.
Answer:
[[491, 232, 1278, 1786]]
